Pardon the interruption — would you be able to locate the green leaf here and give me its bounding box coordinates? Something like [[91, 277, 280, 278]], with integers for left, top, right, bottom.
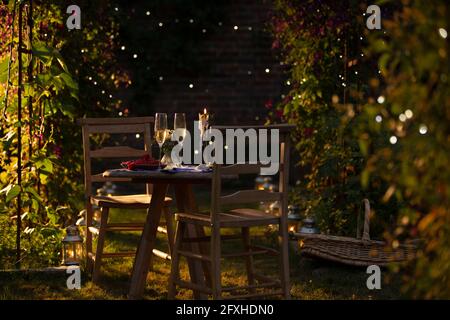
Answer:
[[39, 173, 48, 184], [33, 42, 71, 74], [32, 42, 54, 65], [358, 138, 369, 157], [54, 53, 71, 75], [43, 158, 53, 173], [379, 53, 390, 73], [25, 187, 42, 203], [5, 184, 21, 203], [0, 56, 10, 83], [58, 73, 78, 91], [361, 169, 370, 189], [8, 0, 17, 11]]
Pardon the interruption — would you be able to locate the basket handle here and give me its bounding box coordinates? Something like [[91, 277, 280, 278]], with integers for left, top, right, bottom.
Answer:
[[362, 199, 371, 241]]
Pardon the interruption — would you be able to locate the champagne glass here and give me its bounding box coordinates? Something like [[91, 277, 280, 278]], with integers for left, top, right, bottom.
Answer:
[[174, 113, 186, 166], [154, 113, 168, 169]]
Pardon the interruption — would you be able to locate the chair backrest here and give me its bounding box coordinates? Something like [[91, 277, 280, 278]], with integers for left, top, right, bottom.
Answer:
[[209, 124, 294, 225], [77, 117, 154, 199]]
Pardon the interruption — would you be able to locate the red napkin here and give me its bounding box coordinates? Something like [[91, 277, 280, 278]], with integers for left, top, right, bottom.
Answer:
[[121, 154, 161, 170]]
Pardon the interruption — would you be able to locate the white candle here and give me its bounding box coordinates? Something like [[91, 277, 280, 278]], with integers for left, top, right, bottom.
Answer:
[[198, 108, 209, 137]]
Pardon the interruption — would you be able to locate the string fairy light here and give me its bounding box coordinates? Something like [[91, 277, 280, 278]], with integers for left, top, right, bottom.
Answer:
[[419, 124, 428, 135], [438, 28, 447, 39], [405, 109, 413, 119]]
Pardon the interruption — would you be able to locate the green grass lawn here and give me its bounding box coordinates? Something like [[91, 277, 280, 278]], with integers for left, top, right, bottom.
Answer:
[[0, 187, 404, 300]]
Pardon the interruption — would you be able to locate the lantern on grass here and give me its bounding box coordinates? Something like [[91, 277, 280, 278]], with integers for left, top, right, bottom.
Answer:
[[259, 177, 276, 213], [269, 201, 281, 216], [255, 176, 265, 190], [62, 225, 83, 266], [299, 218, 319, 234], [287, 205, 302, 233], [262, 177, 275, 191]]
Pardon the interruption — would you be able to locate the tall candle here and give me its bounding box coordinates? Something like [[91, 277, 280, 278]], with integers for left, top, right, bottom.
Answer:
[[198, 108, 209, 137]]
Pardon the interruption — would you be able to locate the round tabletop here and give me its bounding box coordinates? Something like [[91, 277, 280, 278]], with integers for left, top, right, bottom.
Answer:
[[103, 168, 213, 184]]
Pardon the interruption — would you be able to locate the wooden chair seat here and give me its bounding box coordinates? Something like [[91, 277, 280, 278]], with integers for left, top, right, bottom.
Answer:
[[175, 209, 279, 228], [91, 194, 172, 209]]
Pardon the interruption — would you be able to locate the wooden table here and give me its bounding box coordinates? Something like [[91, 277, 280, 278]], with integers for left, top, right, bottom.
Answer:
[[103, 168, 212, 300]]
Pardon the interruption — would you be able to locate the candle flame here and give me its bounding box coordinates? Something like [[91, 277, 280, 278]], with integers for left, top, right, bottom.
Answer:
[[204, 108, 207, 114]]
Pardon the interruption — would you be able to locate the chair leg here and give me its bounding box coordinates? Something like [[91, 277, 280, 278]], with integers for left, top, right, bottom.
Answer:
[[92, 206, 109, 284], [163, 206, 175, 255], [86, 203, 93, 272], [241, 227, 256, 294], [211, 225, 222, 300], [279, 221, 291, 299], [168, 221, 185, 299]]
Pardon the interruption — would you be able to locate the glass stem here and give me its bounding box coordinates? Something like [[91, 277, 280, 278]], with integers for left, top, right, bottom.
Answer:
[[159, 145, 162, 169]]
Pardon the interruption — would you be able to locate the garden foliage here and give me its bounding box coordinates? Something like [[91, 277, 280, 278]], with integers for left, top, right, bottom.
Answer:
[[0, 0, 122, 268], [271, 0, 449, 298]]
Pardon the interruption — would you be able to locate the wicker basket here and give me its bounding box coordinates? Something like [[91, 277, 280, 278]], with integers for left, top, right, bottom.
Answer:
[[293, 199, 418, 267]]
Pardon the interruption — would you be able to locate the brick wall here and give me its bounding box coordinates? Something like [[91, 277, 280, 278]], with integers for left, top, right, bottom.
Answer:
[[149, 0, 285, 126]]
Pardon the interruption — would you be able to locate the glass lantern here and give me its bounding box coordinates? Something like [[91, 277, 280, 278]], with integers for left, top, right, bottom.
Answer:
[[299, 217, 319, 234], [255, 176, 265, 190], [262, 177, 274, 191], [269, 201, 281, 216], [260, 177, 276, 213], [287, 204, 302, 233], [62, 225, 83, 266]]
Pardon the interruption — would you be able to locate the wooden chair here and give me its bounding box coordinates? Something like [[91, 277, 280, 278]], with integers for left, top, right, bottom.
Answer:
[[78, 117, 174, 283], [168, 124, 293, 299]]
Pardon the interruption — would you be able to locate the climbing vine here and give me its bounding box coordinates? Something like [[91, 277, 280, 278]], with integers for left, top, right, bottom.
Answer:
[[0, 0, 122, 268]]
